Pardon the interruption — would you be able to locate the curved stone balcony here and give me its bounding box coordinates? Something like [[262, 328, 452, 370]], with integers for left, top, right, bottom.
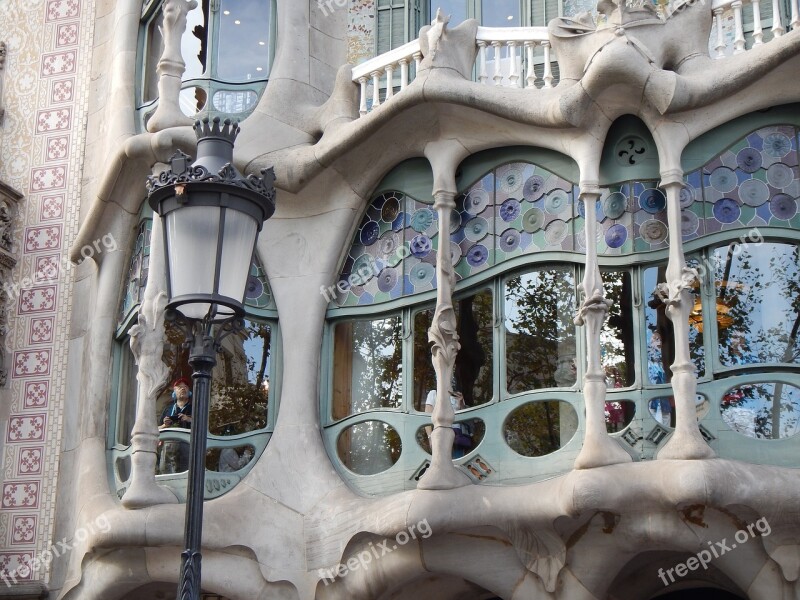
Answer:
[[352, 0, 800, 116]]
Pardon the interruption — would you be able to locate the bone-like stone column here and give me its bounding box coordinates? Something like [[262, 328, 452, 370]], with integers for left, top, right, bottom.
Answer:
[[574, 191, 632, 470], [656, 174, 715, 460], [147, 0, 197, 133], [121, 214, 179, 507], [417, 141, 471, 490]]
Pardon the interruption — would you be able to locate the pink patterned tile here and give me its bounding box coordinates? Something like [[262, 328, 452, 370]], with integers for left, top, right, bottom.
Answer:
[[40, 194, 65, 221], [45, 135, 70, 161], [36, 108, 71, 133], [23, 382, 49, 410], [29, 318, 54, 345], [1, 482, 40, 509], [16, 448, 43, 477], [9, 515, 37, 545], [0, 552, 35, 581], [41, 51, 76, 77], [46, 0, 79, 20], [30, 165, 67, 192], [18, 286, 58, 315], [6, 414, 47, 443], [34, 255, 60, 282], [50, 78, 74, 104], [12, 350, 52, 379], [56, 23, 79, 47], [24, 224, 62, 253]]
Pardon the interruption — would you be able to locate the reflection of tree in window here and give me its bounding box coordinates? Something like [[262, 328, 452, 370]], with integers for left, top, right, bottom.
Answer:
[[413, 290, 494, 410], [504, 401, 577, 457], [721, 382, 800, 439], [645, 263, 705, 383], [715, 243, 800, 367], [601, 271, 635, 388], [332, 318, 402, 420], [505, 268, 576, 393], [159, 319, 271, 435]]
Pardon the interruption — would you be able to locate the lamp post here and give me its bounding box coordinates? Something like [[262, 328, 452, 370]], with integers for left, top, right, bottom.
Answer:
[[147, 117, 276, 600]]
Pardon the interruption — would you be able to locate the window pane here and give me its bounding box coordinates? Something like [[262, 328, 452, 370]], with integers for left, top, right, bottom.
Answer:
[[721, 382, 800, 439], [714, 242, 800, 367], [216, 0, 272, 81], [159, 319, 272, 434], [182, 1, 208, 79], [503, 401, 577, 457], [116, 342, 139, 446], [481, 0, 520, 26], [602, 271, 635, 388], [413, 289, 494, 411], [432, 0, 467, 24], [337, 421, 402, 475], [416, 418, 485, 458], [332, 317, 403, 420], [505, 267, 577, 393], [605, 400, 635, 433], [143, 10, 164, 102], [644, 264, 705, 383], [210, 320, 272, 434]]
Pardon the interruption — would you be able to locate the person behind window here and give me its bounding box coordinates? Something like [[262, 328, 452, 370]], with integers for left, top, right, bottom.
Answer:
[[425, 378, 473, 458], [159, 377, 193, 430]]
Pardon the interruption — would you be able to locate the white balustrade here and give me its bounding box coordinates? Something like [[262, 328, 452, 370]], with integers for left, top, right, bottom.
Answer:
[[711, 0, 791, 55], [351, 2, 791, 116]]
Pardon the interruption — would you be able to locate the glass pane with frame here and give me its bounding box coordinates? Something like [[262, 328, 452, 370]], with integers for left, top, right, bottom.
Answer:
[[412, 288, 494, 411], [714, 242, 800, 367], [505, 267, 577, 393], [332, 317, 403, 420]]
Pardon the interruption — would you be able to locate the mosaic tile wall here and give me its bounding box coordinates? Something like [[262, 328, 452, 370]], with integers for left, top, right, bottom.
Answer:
[[347, 0, 375, 66], [0, 0, 95, 586], [337, 128, 800, 306]]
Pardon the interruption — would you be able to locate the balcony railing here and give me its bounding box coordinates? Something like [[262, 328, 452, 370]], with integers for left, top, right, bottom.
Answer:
[[352, 2, 798, 116]]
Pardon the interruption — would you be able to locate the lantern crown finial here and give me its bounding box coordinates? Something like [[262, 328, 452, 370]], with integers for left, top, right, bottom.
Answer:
[[194, 116, 239, 145]]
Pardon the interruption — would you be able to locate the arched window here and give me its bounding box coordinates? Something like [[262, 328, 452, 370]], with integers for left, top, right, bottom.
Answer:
[[109, 207, 280, 500], [138, 0, 276, 124], [324, 122, 800, 496]]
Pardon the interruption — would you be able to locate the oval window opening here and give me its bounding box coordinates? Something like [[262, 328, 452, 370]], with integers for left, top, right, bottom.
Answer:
[[179, 86, 207, 117], [212, 89, 259, 114], [605, 401, 635, 433], [337, 421, 402, 475], [416, 418, 485, 458], [721, 383, 800, 439], [648, 395, 709, 428], [206, 445, 256, 472], [504, 401, 577, 457]]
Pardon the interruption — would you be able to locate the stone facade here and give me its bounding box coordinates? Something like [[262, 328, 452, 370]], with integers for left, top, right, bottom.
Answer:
[[0, 0, 798, 599]]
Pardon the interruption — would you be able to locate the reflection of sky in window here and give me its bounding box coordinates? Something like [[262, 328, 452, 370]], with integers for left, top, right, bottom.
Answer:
[[432, 0, 467, 24], [182, 5, 206, 79], [722, 383, 800, 439], [716, 243, 800, 364], [217, 0, 272, 81], [504, 270, 573, 336], [481, 0, 520, 26], [242, 323, 271, 385]]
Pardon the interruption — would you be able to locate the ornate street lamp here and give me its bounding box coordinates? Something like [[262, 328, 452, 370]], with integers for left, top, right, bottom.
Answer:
[[147, 117, 275, 600]]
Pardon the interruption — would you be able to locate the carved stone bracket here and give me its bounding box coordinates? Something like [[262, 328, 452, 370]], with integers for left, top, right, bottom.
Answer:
[[656, 180, 715, 460], [574, 192, 632, 469]]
